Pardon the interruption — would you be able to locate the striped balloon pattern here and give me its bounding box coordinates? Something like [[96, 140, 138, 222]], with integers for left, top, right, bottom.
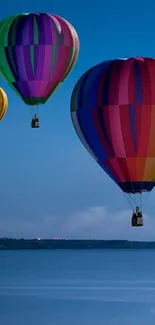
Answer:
[[0, 87, 8, 121], [0, 13, 79, 106], [71, 57, 155, 194]]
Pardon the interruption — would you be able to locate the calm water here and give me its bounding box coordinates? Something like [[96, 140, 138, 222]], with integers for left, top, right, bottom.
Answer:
[[0, 249, 155, 325]]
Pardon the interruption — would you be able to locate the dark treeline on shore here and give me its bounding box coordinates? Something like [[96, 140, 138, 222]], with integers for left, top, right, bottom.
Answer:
[[0, 238, 155, 250]]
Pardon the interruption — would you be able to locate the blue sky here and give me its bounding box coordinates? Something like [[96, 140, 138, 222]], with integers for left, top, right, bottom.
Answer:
[[0, 0, 155, 239]]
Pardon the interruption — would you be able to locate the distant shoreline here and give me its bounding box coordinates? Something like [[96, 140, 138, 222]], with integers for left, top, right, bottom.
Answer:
[[0, 238, 155, 250]]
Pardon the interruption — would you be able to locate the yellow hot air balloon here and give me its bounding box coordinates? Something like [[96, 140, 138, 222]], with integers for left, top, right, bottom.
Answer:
[[0, 87, 8, 121]]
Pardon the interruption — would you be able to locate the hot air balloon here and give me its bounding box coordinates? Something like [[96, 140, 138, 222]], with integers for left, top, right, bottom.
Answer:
[[0, 13, 79, 128], [70, 57, 155, 227], [0, 87, 8, 121]]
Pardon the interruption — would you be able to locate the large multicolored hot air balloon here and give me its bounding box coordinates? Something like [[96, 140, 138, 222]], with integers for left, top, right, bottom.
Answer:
[[71, 57, 155, 227], [0, 87, 8, 121], [0, 12, 79, 127]]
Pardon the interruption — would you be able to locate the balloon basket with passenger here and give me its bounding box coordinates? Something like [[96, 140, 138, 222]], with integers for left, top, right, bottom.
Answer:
[[122, 188, 146, 227], [131, 207, 143, 227], [123, 187, 150, 227], [31, 114, 40, 128], [28, 103, 40, 129]]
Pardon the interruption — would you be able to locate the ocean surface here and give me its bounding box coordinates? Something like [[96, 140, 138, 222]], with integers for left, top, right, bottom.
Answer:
[[0, 249, 155, 325]]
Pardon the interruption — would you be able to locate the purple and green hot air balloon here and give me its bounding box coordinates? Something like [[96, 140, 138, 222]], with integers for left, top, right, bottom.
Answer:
[[0, 12, 79, 128]]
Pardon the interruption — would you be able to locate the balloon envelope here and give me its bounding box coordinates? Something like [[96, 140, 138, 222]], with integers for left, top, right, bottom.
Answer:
[[0, 87, 8, 121], [71, 57, 155, 194], [0, 13, 79, 106]]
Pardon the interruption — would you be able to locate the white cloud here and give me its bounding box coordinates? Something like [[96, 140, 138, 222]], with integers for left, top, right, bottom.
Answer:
[[0, 205, 155, 240]]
